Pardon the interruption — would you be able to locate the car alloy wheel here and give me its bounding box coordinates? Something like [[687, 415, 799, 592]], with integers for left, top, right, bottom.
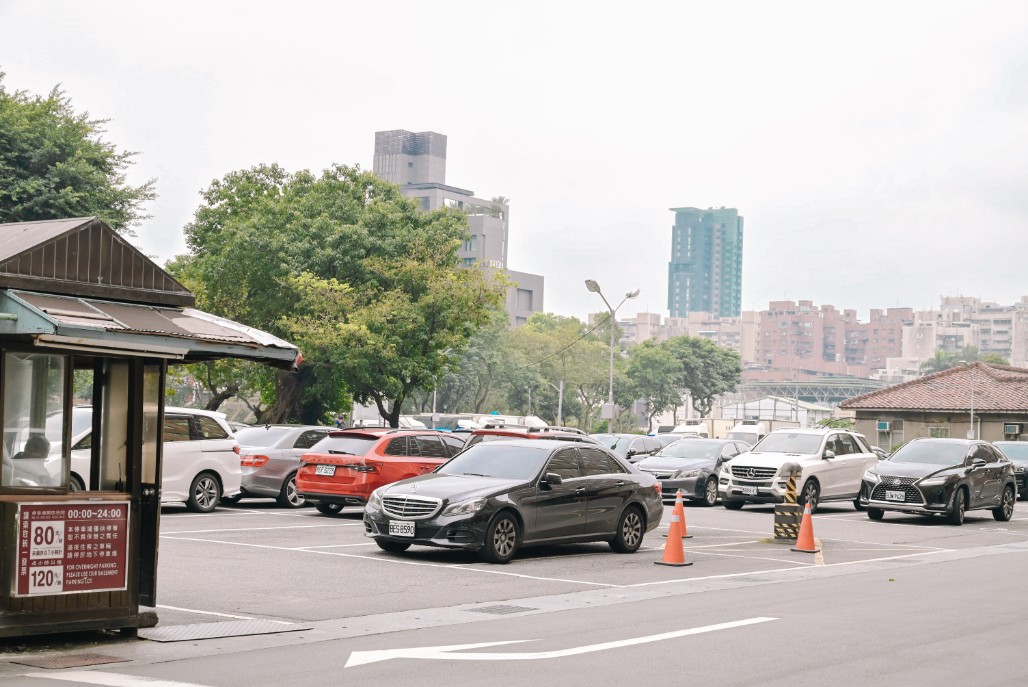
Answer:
[[277, 472, 306, 508], [479, 512, 519, 564], [703, 478, 718, 507], [994, 485, 1015, 522], [800, 480, 820, 515], [187, 473, 221, 513], [609, 507, 644, 553], [947, 487, 966, 526]]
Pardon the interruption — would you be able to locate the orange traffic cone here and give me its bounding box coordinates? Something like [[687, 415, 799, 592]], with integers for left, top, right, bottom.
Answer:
[[655, 509, 693, 567], [791, 500, 820, 553], [663, 490, 693, 539]]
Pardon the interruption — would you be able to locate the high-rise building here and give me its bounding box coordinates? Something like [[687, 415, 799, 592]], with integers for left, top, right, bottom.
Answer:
[[373, 130, 543, 325], [667, 207, 743, 318]]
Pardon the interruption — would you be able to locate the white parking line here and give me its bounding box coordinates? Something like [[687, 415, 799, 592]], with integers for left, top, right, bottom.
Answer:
[[163, 523, 362, 535], [23, 672, 211, 687], [160, 535, 616, 587], [294, 543, 376, 549]]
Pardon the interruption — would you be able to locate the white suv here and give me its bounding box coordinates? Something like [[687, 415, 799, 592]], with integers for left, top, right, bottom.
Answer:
[[70, 406, 241, 513], [719, 428, 880, 513]]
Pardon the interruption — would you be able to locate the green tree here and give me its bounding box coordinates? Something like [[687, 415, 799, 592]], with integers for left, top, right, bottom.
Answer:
[[0, 73, 155, 232], [623, 340, 681, 432], [171, 163, 505, 425], [665, 336, 742, 416]]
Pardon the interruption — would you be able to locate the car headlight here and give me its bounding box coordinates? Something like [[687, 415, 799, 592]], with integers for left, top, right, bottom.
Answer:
[[367, 488, 383, 511], [675, 469, 704, 479], [1016, 466, 1026, 474], [442, 497, 487, 516], [862, 470, 880, 483], [918, 476, 948, 487]]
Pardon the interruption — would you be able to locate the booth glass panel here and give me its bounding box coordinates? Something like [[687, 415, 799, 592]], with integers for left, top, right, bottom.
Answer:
[[2, 353, 67, 488]]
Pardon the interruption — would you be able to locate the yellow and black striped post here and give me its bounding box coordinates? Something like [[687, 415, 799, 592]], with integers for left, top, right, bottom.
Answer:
[[773, 464, 802, 544]]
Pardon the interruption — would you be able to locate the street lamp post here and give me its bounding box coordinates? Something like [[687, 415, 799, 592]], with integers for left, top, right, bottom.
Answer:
[[585, 280, 640, 423], [547, 380, 564, 426]]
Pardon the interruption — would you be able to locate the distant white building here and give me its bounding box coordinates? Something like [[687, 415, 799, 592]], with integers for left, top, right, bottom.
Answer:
[[720, 396, 834, 427]]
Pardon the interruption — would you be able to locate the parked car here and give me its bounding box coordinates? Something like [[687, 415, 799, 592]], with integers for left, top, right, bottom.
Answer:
[[589, 433, 663, 463], [861, 438, 1016, 525], [993, 441, 1028, 499], [228, 425, 334, 508], [719, 428, 880, 513], [652, 433, 695, 447], [463, 426, 599, 449], [296, 429, 467, 515], [636, 438, 752, 506], [363, 439, 664, 563], [69, 406, 241, 512]]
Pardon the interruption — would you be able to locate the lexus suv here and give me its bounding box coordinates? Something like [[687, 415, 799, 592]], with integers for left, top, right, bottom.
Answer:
[[719, 428, 880, 513], [861, 438, 1015, 525]]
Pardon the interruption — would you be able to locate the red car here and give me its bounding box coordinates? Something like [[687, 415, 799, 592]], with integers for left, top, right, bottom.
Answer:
[[296, 429, 466, 515]]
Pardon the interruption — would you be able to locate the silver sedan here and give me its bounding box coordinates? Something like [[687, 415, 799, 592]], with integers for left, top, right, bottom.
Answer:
[[227, 425, 334, 508]]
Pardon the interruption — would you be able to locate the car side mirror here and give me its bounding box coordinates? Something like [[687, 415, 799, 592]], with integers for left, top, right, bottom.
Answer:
[[823, 450, 836, 460], [542, 472, 563, 486], [626, 449, 637, 457], [970, 458, 987, 469]]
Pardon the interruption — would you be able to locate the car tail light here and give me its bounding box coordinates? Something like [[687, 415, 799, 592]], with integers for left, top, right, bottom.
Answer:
[[654, 482, 662, 498], [240, 454, 270, 467], [233, 445, 240, 455]]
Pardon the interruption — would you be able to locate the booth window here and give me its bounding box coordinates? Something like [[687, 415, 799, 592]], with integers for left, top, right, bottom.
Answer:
[[2, 353, 67, 489]]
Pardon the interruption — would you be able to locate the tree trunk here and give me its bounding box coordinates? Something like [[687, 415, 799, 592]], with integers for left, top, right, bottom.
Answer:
[[261, 368, 308, 423], [204, 383, 239, 412]]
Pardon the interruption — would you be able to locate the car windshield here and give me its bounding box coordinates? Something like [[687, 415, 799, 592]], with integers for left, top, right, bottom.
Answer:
[[436, 444, 550, 480], [751, 433, 824, 454], [996, 443, 1028, 464], [656, 441, 722, 460], [235, 426, 294, 446], [308, 435, 376, 456], [889, 441, 969, 465]]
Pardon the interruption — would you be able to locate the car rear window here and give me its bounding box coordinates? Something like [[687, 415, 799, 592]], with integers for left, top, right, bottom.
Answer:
[[308, 435, 377, 456], [235, 427, 293, 447]]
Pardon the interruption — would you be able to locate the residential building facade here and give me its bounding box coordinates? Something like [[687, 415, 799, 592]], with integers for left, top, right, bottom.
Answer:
[[667, 207, 743, 318], [372, 129, 542, 325]]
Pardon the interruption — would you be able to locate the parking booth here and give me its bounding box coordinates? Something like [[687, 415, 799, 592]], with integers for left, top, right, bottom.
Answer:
[[0, 217, 300, 637]]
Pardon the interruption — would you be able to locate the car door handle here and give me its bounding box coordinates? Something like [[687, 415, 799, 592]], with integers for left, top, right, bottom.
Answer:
[[615, 481, 625, 487], [575, 487, 586, 494]]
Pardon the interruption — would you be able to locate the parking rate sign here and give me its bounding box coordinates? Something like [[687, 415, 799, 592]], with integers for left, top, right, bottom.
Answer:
[[15, 502, 130, 597]]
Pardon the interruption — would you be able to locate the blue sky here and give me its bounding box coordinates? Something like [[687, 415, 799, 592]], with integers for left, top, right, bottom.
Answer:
[[2, 1, 1027, 321]]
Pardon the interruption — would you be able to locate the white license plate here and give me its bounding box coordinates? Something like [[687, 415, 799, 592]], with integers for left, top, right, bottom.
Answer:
[[739, 485, 757, 496], [388, 521, 415, 538], [315, 465, 335, 476], [885, 490, 905, 501]]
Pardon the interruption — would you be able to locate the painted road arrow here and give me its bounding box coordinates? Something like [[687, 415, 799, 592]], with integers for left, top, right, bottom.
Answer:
[[345, 616, 777, 667]]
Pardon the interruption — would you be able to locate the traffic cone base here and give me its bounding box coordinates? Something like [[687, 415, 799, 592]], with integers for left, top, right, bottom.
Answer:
[[792, 501, 820, 553]]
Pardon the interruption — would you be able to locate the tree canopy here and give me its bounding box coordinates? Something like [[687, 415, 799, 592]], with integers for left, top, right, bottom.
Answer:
[[169, 163, 504, 425], [0, 73, 155, 232]]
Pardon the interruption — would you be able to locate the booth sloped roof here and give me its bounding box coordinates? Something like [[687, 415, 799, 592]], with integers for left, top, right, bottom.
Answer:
[[0, 218, 300, 369], [840, 362, 1028, 413], [0, 217, 194, 306]]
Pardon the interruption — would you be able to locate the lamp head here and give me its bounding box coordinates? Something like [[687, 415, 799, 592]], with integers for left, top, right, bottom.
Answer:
[[626, 288, 641, 299], [585, 279, 601, 294]]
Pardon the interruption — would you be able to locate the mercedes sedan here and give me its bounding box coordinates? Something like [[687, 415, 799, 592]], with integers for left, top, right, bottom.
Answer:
[[636, 438, 751, 506], [363, 439, 663, 563], [860, 438, 1016, 525]]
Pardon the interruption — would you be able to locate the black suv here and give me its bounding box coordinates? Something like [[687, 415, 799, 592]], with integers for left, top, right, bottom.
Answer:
[[860, 438, 1016, 525]]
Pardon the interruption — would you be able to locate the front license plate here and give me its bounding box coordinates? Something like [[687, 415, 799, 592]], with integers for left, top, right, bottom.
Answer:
[[388, 521, 415, 538], [739, 485, 757, 496], [315, 465, 335, 476], [885, 490, 905, 501]]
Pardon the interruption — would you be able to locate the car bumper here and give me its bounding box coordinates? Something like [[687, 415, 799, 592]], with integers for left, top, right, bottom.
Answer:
[[363, 508, 489, 550], [241, 472, 283, 498], [658, 476, 705, 501], [859, 478, 951, 513], [720, 478, 788, 503]]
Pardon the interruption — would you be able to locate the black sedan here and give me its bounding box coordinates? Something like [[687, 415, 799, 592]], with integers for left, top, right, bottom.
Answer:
[[635, 438, 752, 506], [363, 439, 663, 563], [860, 438, 1016, 525]]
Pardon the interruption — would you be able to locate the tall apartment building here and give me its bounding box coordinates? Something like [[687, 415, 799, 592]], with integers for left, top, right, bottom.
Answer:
[[667, 207, 744, 318], [373, 130, 543, 326]]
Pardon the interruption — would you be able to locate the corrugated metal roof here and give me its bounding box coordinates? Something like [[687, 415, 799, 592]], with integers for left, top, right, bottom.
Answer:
[[0, 217, 95, 262], [840, 362, 1028, 412]]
